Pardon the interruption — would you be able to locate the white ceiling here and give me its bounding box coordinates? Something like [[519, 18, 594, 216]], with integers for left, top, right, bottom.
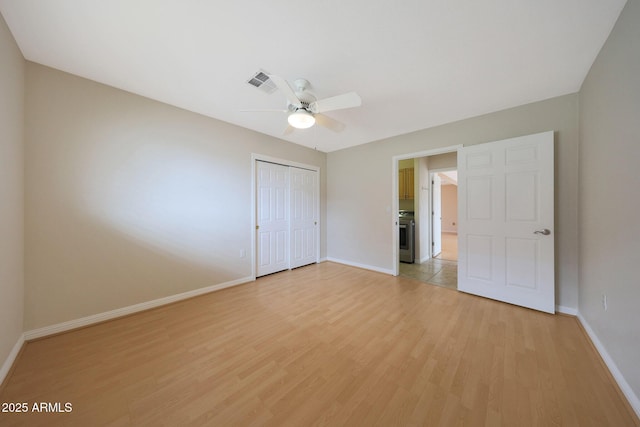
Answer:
[[0, 1, 627, 152]]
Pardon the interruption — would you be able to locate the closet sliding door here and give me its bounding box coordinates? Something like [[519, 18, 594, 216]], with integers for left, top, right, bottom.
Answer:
[[256, 161, 318, 277], [290, 167, 318, 269], [256, 161, 290, 277]]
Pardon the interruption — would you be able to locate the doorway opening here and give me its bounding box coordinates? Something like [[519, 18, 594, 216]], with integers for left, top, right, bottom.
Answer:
[[393, 150, 459, 290], [431, 169, 458, 262]]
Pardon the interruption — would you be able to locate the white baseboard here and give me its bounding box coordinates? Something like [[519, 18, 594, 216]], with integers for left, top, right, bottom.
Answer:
[[577, 313, 640, 419], [0, 334, 25, 386], [318, 257, 328, 263], [326, 257, 393, 275], [24, 276, 254, 341], [555, 305, 578, 316]]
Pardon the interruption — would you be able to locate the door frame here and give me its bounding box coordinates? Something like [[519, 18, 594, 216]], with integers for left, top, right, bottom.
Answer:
[[391, 145, 462, 276], [251, 153, 320, 280]]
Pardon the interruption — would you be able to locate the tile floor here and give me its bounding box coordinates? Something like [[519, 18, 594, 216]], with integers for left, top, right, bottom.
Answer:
[[400, 233, 458, 290]]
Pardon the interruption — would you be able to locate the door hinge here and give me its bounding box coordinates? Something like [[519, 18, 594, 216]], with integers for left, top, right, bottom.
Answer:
[[256, 225, 259, 230]]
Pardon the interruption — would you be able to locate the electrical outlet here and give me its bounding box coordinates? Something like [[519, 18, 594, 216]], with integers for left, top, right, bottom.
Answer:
[[240, 249, 246, 258], [602, 293, 608, 311]]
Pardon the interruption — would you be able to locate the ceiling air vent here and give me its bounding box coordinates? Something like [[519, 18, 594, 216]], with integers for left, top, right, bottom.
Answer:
[[247, 70, 277, 94]]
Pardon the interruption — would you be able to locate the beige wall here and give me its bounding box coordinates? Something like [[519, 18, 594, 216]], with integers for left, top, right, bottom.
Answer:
[[579, 0, 640, 401], [0, 14, 24, 371], [441, 184, 457, 233], [428, 152, 457, 170], [24, 63, 327, 330], [327, 93, 579, 309]]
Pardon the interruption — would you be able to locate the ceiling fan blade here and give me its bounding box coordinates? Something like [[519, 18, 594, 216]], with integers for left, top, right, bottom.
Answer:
[[283, 125, 295, 135], [268, 74, 302, 108], [315, 114, 345, 133], [240, 109, 288, 113], [309, 92, 361, 113]]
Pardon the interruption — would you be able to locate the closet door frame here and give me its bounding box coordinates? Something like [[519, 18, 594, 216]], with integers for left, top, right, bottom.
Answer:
[[251, 154, 320, 280]]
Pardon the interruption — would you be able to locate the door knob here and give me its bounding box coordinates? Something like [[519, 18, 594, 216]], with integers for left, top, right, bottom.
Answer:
[[534, 229, 551, 235]]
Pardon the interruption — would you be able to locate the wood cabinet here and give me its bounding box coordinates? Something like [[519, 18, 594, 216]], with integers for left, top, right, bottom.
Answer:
[[398, 167, 414, 199]]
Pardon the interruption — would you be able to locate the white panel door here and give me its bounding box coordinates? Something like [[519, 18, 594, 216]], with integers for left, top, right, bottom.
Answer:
[[432, 173, 442, 257], [290, 167, 318, 269], [458, 131, 555, 313], [257, 161, 289, 277]]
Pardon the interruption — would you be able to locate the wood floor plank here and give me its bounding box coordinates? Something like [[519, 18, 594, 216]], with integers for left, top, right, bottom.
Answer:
[[0, 262, 638, 426]]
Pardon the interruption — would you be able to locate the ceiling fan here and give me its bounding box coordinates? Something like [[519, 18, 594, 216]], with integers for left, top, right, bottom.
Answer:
[[244, 74, 361, 133]]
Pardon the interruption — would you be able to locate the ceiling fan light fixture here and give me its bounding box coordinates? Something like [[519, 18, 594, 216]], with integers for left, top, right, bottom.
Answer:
[[288, 109, 315, 129]]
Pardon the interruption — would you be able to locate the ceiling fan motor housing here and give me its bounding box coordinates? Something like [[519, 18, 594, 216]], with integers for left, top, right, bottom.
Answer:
[[293, 81, 317, 106]]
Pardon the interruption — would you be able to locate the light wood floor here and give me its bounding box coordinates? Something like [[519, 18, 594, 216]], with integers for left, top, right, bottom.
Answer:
[[1, 262, 637, 426]]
